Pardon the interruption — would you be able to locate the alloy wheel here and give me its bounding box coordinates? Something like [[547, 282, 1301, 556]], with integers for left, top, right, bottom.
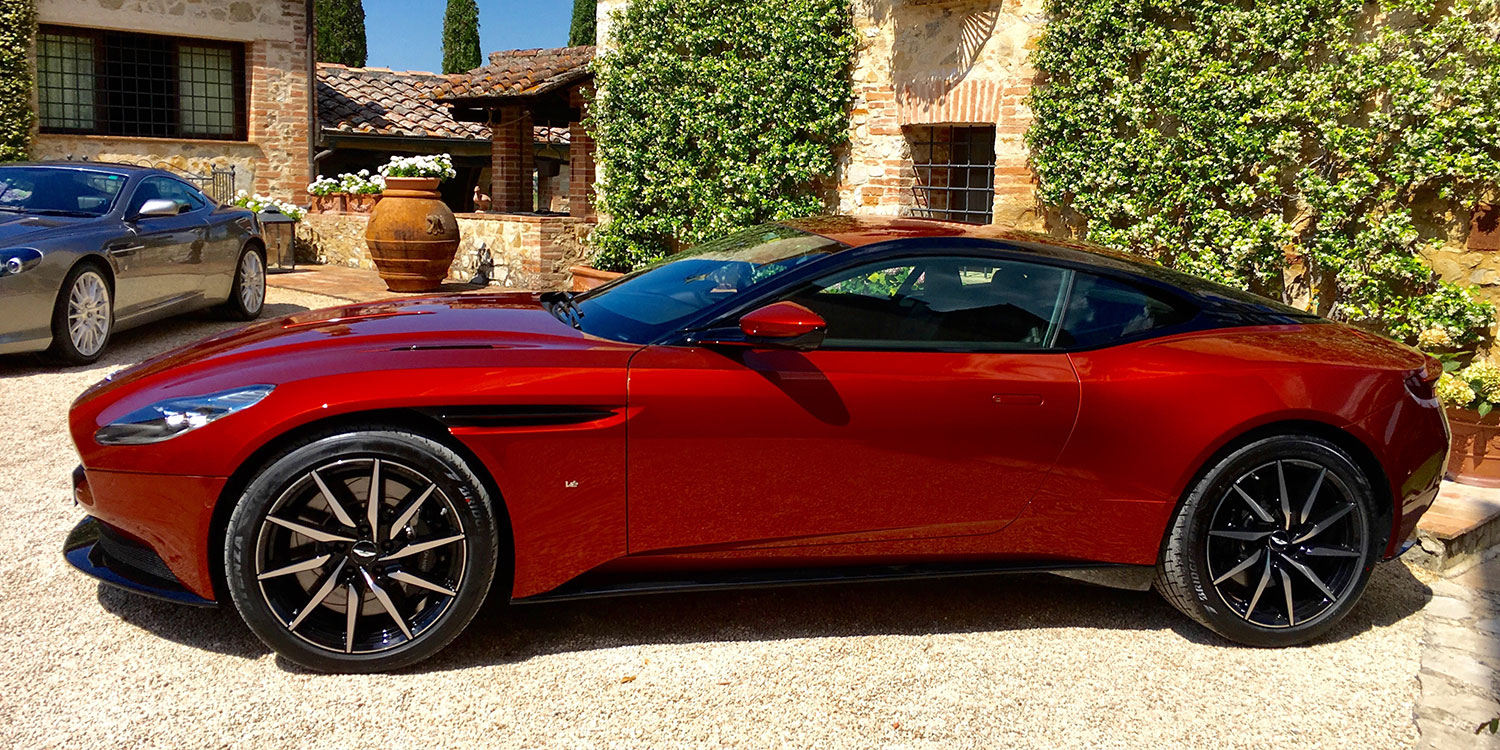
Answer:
[[254, 457, 467, 655], [1205, 459, 1368, 628], [239, 250, 265, 314], [67, 271, 111, 357]]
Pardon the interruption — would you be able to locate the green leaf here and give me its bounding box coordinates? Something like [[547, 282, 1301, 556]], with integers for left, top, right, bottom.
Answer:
[[1477, 401, 1491, 418]]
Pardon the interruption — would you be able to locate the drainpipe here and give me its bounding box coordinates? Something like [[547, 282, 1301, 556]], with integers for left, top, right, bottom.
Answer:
[[305, 0, 317, 189]]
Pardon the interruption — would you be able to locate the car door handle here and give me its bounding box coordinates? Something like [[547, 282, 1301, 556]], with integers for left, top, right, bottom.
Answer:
[[993, 394, 1044, 406], [108, 243, 144, 256]]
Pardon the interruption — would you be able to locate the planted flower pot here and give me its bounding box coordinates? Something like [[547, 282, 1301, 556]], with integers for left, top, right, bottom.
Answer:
[[365, 177, 459, 292], [1446, 406, 1500, 488], [569, 264, 623, 292], [349, 193, 378, 214]]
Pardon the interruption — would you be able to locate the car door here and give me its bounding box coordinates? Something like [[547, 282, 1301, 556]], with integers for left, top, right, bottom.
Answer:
[[112, 176, 209, 317], [626, 254, 1083, 554]]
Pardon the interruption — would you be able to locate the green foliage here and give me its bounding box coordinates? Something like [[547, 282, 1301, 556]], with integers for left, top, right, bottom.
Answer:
[[442, 0, 481, 74], [569, 0, 597, 47], [589, 0, 858, 272], [1028, 0, 1499, 347], [315, 0, 367, 67], [0, 0, 35, 162]]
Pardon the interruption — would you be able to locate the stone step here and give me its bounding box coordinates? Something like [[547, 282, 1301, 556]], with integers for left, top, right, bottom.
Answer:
[[1410, 482, 1500, 574]]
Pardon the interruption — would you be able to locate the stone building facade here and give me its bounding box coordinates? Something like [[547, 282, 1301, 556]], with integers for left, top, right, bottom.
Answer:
[[596, 0, 1045, 231], [28, 0, 313, 200]]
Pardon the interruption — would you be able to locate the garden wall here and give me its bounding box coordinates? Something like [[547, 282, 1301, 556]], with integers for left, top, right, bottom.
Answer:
[[302, 211, 592, 291]]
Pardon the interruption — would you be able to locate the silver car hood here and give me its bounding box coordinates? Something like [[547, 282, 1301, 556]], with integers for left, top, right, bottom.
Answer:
[[0, 213, 100, 246]]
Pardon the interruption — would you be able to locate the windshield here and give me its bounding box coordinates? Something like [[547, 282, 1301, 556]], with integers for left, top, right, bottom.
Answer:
[[567, 223, 846, 343], [0, 167, 128, 218]]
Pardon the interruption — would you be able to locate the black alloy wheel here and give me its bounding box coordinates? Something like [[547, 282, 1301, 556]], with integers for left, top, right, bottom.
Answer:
[[1156, 434, 1380, 646], [225, 429, 500, 672]]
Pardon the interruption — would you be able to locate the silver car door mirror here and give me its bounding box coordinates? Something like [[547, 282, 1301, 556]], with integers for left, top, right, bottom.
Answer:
[[133, 199, 186, 219]]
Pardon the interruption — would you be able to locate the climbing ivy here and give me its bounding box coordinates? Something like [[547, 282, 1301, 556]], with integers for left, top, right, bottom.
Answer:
[[588, 0, 858, 272], [0, 0, 35, 162], [1028, 0, 1499, 347]]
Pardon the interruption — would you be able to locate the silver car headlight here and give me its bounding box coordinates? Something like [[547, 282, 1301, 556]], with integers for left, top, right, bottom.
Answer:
[[0, 248, 42, 277], [95, 385, 274, 445]]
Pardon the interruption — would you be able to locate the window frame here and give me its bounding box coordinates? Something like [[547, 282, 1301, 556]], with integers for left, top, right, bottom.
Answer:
[[36, 25, 248, 142], [907, 125, 997, 225]]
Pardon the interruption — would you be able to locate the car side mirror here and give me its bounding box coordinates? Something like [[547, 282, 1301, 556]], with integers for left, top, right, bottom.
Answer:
[[132, 199, 186, 220], [686, 301, 828, 351]]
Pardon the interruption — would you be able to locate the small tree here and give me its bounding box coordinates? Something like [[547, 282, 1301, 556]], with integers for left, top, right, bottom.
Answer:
[[569, 0, 596, 47], [442, 0, 481, 74], [0, 0, 35, 162], [315, 0, 367, 67]]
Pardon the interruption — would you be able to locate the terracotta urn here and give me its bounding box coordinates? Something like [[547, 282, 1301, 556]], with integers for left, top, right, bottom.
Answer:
[[365, 177, 459, 292], [349, 193, 378, 213], [1446, 406, 1500, 487], [569, 264, 624, 292]]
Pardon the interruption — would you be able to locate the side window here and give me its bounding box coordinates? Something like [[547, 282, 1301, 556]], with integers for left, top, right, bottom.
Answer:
[[126, 177, 203, 215], [1055, 273, 1191, 348], [785, 256, 1071, 350]]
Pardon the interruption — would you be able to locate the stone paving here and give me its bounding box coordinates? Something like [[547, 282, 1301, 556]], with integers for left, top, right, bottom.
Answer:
[[1418, 554, 1500, 749]]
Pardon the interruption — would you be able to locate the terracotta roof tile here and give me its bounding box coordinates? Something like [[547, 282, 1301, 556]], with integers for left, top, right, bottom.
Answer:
[[318, 63, 488, 140], [432, 46, 594, 101], [317, 63, 576, 145]]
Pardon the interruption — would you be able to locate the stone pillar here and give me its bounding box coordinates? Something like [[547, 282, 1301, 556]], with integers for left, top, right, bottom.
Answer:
[[491, 106, 534, 213], [568, 89, 595, 220]]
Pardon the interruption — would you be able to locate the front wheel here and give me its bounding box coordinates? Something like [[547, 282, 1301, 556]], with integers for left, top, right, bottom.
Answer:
[[224, 428, 500, 672], [47, 264, 113, 365], [1155, 434, 1380, 646]]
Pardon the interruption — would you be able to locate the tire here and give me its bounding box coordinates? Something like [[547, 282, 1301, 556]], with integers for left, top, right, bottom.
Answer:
[[1154, 434, 1380, 646], [224, 427, 500, 672], [220, 244, 266, 321], [46, 263, 113, 365]]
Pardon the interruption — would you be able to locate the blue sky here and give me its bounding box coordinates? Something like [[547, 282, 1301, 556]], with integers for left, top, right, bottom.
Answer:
[[363, 0, 574, 73]]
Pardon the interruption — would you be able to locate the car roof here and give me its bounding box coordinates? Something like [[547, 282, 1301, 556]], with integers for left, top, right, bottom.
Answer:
[[1, 161, 162, 176], [780, 215, 1316, 319]]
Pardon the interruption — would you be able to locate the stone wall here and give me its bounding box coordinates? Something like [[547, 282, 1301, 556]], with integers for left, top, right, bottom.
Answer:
[[842, 0, 1045, 229], [302, 211, 592, 291], [31, 0, 312, 200]]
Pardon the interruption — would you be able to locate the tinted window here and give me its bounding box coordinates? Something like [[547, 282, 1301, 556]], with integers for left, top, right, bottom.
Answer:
[[787, 256, 1070, 350], [1055, 273, 1190, 348], [0, 166, 126, 217], [127, 177, 205, 215]]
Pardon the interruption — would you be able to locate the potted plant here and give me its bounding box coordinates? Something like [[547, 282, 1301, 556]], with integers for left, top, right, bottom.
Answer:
[[365, 154, 460, 292], [1436, 353, 1500, 487], [306, 176, 343, 214], [341, 170, 384, 213]]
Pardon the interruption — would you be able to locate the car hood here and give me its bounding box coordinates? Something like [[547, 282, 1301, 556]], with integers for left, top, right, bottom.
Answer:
[[79, 292, 627, 402], [0, 212, 101, 245]]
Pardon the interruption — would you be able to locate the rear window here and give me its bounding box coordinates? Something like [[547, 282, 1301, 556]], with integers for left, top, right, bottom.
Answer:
[[1055, 273, 1192, 348]]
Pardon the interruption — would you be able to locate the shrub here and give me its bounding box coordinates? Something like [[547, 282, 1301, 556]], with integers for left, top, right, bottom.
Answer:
[[0, 0, 35, 162], [589, 0, 858, 272], [1028, 0, 1499, 347]]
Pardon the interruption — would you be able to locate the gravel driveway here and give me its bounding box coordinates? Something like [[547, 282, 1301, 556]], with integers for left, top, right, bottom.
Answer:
[[0, 287, 1436, 749]]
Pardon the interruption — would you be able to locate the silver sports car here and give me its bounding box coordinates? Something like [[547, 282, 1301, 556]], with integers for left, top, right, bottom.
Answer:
[[0, 162, 267, 364]]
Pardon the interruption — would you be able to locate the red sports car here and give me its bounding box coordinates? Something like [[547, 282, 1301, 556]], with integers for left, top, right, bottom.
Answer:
[[64, 217, 1447, 672]]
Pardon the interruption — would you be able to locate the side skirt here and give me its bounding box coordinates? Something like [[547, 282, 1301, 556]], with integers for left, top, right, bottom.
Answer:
[[513, 561, 1158, 605]]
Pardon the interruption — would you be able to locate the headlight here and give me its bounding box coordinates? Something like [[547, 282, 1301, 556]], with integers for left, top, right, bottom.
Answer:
[[0, 248, 42, 277], [95, 385, 274, 445]]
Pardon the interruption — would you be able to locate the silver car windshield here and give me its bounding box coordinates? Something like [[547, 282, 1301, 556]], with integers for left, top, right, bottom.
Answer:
[[0, 167, 129, 218]]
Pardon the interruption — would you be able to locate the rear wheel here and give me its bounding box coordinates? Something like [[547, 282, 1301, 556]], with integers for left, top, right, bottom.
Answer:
[[1155, 434, 1379, 646], [47, 264, 113, 365], [224, 428, 499, 672], [220, 245, 265, 320]]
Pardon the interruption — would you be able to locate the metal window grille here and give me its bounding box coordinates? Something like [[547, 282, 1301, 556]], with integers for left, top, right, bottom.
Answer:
[[37, 25, 247, 141], [908, 125, 996, 224]]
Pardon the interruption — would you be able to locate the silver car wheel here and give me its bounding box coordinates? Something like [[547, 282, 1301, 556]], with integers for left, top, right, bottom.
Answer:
[[239, 250, 265, 314], [67, 271, 111, 357]]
